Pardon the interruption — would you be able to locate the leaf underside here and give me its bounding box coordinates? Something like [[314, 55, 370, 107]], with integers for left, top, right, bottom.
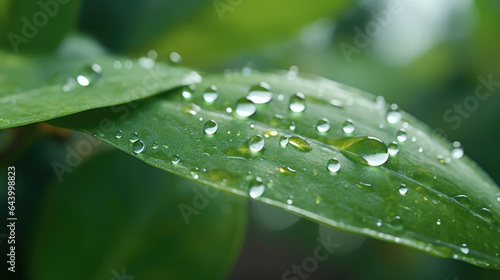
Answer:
[[51, 71, 500, 269]]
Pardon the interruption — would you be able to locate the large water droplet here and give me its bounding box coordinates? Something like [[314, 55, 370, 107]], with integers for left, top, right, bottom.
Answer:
[[236, 98, 257, 117], [248, 135, 264, 152], [342, 119, 356, 134], [289, 136, 313, 152], [396, 129, 407, 142], [327, 158, 341, 173], [279, 135, 289, 147], [129, 132, 139, 143], [399, 184, 408, 195], [76, 64, 102, 87], [386, 104, 402, 124], [204, 120, 218, 135], [333, 136, 389, 166], [132, 140, 145, 154], [249, 177, 265, 198], [453, 195, 471, 207], [247, 82, 272, 104], [316, 118, 330, 133], [460, 244, 469, 254], [289, 92, 306, 113], [203, 85, 219, 103], [451, 141, 464, 159], [388, 141, 399, 156]]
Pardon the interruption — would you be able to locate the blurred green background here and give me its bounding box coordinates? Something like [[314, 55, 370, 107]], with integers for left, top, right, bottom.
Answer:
[[1, 0, 500, 279]]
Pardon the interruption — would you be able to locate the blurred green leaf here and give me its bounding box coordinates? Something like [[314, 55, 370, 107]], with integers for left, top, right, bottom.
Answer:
[[51, 71, 500, 269], [0, 0, 81, 53], [30, 149, 247, 280], [0, 50, 195, 129]]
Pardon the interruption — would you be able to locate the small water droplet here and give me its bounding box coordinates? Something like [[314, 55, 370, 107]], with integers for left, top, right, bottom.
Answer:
[[356, 182, 372, 190], [181, 88, 193, 99], [226, 107, 232, 113], [76, 64, 102, 87], [249, 177, 265, 198], [278, 166, 296, 175], [289, 92, 306, 112], [386, 104, 402, 124], [399, 184, 408, 195], [396, 129, 407, 142], [334, 136, 388, 166], [453, 195, 471, 207], [247, 82, 272, 104], [289, 136, 313, 152], [204, 120, 218, 135], [287, 198, 293, 205], [147, 50, 158, 60], [138, 57, 155, 69], [451, 141, 464, 159], [152, 141, 159, 149], [129, 132, 139, 143], [132, 140, 145, 154], [315, 196, 321, 205], [342, 119, 356, 134], [172, 154, 181, 164], [169, 52, 183, 64], [460, 244, 469, 254], [248, 135, 264, 152], [287, 65, 299, 79], [235, 98, 257, 117], [124, 60, 133, 69], [62, 77, 77, 92], [203, 85, 219, 103], [376, 219, 383, 227], [437, 155, 451, 164], [388, 216, 404, 230], [436, 219, 441, 225], [183, 103, 201, 115], [289, 122, 296, 131], [418, 147, 424, 153], [249, 122, 255, 129], [327, 158, 341, 173], [115, 130, 123, 139], [113, 60, 122, 70], [478, 208, 493, 222], [279, 136, 289, 147], [388, 142, 399, 156], [330, 99, 344, 108], [316, 118, 330, 133]]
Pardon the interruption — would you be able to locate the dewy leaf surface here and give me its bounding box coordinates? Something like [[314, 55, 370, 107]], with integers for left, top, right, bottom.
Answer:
[[51, 71, 500, 269], [0, 50, 196, 128]]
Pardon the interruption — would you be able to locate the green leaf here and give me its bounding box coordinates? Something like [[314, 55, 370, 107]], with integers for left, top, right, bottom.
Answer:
[[30, 149, 247, 279], [0, 50, 195, 129], [51, 71, 500, 269]]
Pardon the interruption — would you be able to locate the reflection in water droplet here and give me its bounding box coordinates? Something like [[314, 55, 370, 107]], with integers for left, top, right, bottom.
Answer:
[[249, 177, 265, 198], [453, 195, 471, 207], [76, 64, 102, 87], [129, 132, 139, 143], [356, 182, 372, 190], [236, 98, 257, 117], [451, 141, 464, 159], [333, 136, 388, 166], [247, 82, 272, 104], [172, 154, 181, 164], [386, 104, 402, 124], [203, 85, 219, 103], [388, 142, 399, 156], [280, 136, 289, 147], [115, 130, 123, 139], [278, 166, 296, 175], [248, 135, 264, 152], [289, 136, 313, 152], [316, 118, 330, 133], [203, 120, 218, 135], [327, 158, 341, 173], [460, 244, 469, 254], [289, 92, 306, 112], [342, 119, 355, 134], [183, 103, 201, 115], [396, 129, 407, 142], [132, 140, 145, 154], [399, 184, 408, 195]]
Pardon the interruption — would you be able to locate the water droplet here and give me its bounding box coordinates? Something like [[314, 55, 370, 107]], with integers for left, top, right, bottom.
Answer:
[[147, 50, 158, 60], [264, 130, 278, 137], [375, 96, 386, 110], [113, 60, 122, 70], [132, 140, 145, 154], [386, 104, 402, 124], [453, 195, 471, 207], [289, 92, 306, 112], [226, 107, 232, 113], [327, 158, 341, 173], [376, 219, 383, 227], [278, 166, 296, 175], [129, 132, 139, 143], [418, 147, 424, 153], [248, 135, 264, 152], [388, 216, 404, 230], [496, 193, 500, 202], [342, 119, 356, 134], [316, 118, 330, 133], [249, 177, 265, 198], [478, 208, 493, 222], [279, 136, 289, 147], [183, 103, 201, 115], [356, 182, 372, 190], [333, 136, 388, 166], [172, 154, 181, 164], [451, 141, 464, 159], [437, 155, 451, 164], [289, 122, 296, 131], [287, 65, 299, 79], [436, 219, 441, 225], [123, 60, 133, 69], [315, 196, 321, 205], [138, 57, 155, 69], [287, 198, 293, 205], [204, 120, 218, 135], [181, 88, 193, 99], [247, 82, 272, 104], [235, 98, 257, 117], [460, 244, 469, 254], [388, 142, 399, 156], [115, 130, 123, 139], [289, 136, 313, 152], [62, 77, 77, 92], [249, 122, 255, 129], [76, 64, 102, 87], [169, 51, 183, 64], [330, 99, 344, 108], [152, 141, 159, 149], [396, 129, 407, 142], [399, 184, 408, 195], [203, 86, 219, 103]]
